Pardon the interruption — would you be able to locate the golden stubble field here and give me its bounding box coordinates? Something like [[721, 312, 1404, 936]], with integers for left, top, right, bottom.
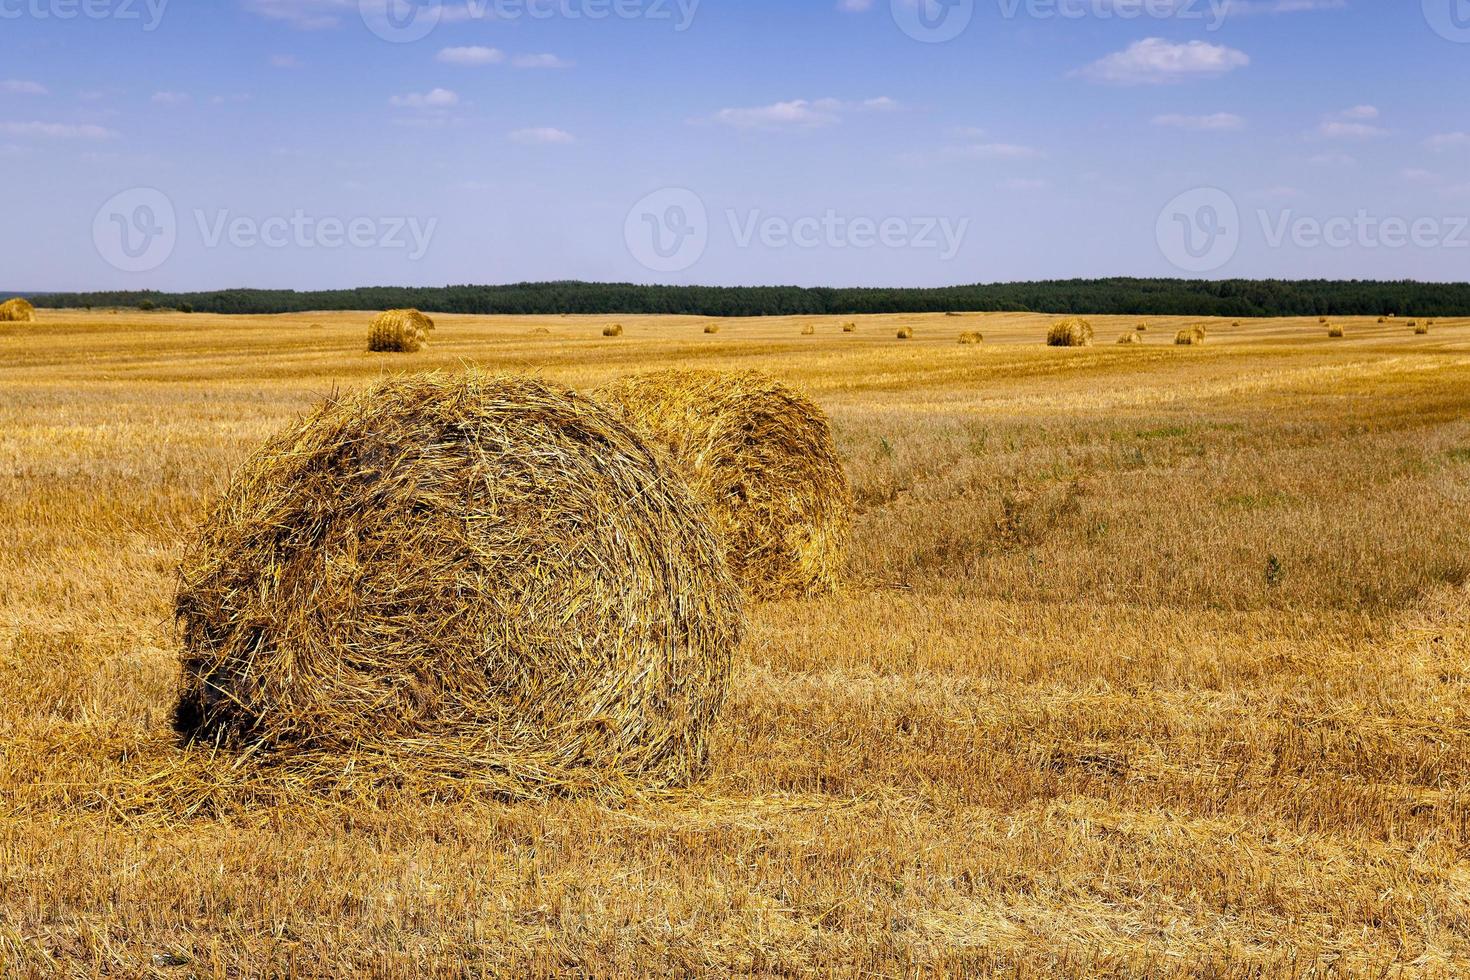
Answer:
[[3, 308, 1470, 977]]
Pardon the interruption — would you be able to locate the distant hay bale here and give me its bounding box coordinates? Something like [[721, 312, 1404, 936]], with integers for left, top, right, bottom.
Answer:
[[896, 327, 914, 340], [1232, 321, 1242, 328], [367, 309, 434, 353], [842, 322, 857, 333], [596, 369, 851, 602], [704, 324, 720, 334], [1318, 317, 1329, 325], [530, 327, 551, 336], [958, 331, 983, 345], [1175, 326, 1207, 346], [1047, 317, 1094, 347], [1377, 316, 1388, 324], [1117, 330, 1144, 345], [1327, 324, 1345, 338], [603, 324, 624, 338], [0, 297, 35, 322], [1427, 319, 1437, 326], [173, 373, 743, 799], [802, 324, 816, 336], [1135, 323, 1148, 332], [1415, 323, 1431, 335]]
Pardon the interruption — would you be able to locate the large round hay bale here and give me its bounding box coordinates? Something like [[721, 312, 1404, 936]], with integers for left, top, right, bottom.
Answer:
[[1047, 317, 1093, 347], [958, 331, 983, 345], [1116, 330, 1143, 345], [603, 323, 624, 337], [595, 369, 851, 602], [173, 373, 744, 798], [1175, 326, 1207, 346], [896, 326, 914, 339], [0, 297, 35, 322], [368, 309, 434, 353]]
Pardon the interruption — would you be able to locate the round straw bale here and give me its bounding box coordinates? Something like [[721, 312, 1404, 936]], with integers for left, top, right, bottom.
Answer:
[[1116, 330, 1143, 345], [1327, 324, 1345, 338], [595, 369, 851, 602], [1175, 326, 1206, 346], [1415, 323, 1431, 335], [368, 309, 434, 353], [896, 326, 914, 339], [842, 322, 857, 333], [603, 323, 624, 337], [0, 297, 36, 322], [173, 373, 744, 798], [704, 324, 720, 334], [1047, 317, 1093, 347], [958, 331, 984, 345], [801, 323, 816, 336]]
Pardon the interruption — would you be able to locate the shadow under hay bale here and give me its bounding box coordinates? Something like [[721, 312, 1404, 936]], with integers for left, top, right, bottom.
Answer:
[[603, 324, 624, 337], [958, 331, 983, 345], [1175, 326, 1207, 346], [367, 309, 434, 353], [595, 369, 851, 602], [0, 297, 36, 322], [173, 373, 744, 800], [1047, 317, 1094, 347]]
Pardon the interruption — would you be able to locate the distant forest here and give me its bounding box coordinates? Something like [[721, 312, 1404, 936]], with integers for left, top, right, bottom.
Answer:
[[20, 279, 1470, 318]]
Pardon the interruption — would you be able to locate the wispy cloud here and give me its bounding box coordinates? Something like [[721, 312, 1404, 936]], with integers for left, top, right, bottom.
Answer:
[[0, 121, 117, 139], [1077, 38, 1249, 85], [438, 46, 504, 66], [1426, 132, 1470, 150], [0, 80, 47, 96], [510, 127, 575, 145], [512, 53, 574, 69], [241, 0, 351, 29], [1153, 112, 1246, 130], [706, 97, 896, 129], [389, 88, 459, 110], [152, 91, 190, 106], [1315, 106, 1385, 139]]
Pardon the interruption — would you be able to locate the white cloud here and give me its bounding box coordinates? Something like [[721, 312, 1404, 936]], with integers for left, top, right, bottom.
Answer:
[[1220, 0, 1345, 13], [707, 97, 896, 129], [438, 46, 504, 65], [241, 0, 351, 29], [958, 142, 1045, 159], [1340, 104, 1379, 120], [1401, 168, 1438, 184], [510, 127, 575, 144], [512, 54, 573, 69], [389, 88, 459, 110], [1427, 132, 1470, 150], [0, 121, 117, 139], [1153, 112, 1245, 130], [151, 91, 190, 106], [1, 80, 47, 95], [1315, 108, 1386, 140], [1077, 38, 1249, 85]]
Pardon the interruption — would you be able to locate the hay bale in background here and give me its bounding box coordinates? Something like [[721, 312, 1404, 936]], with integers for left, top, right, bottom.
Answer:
[[0, 297, 36, 322], [368, 309, 434, 353], [1327, 324, 1345, 338], [1135, 323, 1148, 332], [1175, 326, 1207, 346], [958, 331, 983, 345], [896, 327, 914, 340], [596, 369, 851, 602], [603, 324, 624, 338], [530, 327, 551, 336], [704, 324, 720, 334], [802, 324, 816, 336], [842, 322, 857, 333], [1415, 323, 1431, 335], [1377, 317, 1389, 324], [1117, 331, 1143, 345], [174, 373, 743, 799], [1047, 318, 1094, 347]]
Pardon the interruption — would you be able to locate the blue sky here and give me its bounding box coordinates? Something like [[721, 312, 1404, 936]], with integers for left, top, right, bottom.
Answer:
[[3, 0, 1469, 291]]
